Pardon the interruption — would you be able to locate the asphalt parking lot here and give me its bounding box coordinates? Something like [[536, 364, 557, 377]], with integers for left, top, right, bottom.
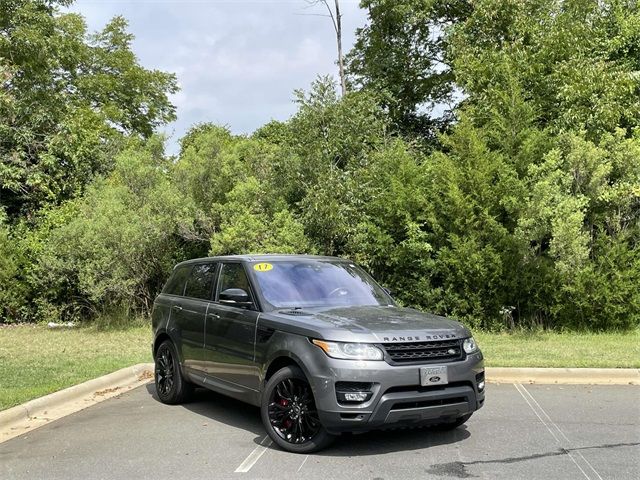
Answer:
[[1, 382, 638, 480]]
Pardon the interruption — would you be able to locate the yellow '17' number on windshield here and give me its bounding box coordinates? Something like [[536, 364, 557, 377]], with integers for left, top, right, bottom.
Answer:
[[253, 263, 273, 272]]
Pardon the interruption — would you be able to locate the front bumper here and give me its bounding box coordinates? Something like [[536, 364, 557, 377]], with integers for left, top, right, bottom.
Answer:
[[305, 347, 485, 434]]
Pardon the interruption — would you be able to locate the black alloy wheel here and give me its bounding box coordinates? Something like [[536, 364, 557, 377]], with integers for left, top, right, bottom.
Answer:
[[269, 377, 320, 444], [156, 345, 174, 397], [154, 339, 193, 404], [261, 366, 335, 453]]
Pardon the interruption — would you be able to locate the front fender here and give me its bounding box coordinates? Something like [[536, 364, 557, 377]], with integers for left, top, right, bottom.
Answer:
[[259, 331, 320, 387]]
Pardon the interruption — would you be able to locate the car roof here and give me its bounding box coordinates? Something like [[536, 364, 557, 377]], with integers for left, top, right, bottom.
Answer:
[[174, 254, 351, 268]]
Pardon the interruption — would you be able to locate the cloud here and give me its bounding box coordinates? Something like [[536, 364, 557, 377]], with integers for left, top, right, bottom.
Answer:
[[69, 0, 367, 154]]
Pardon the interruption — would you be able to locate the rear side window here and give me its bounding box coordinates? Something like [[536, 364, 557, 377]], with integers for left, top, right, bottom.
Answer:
[[163, 266, 191, 296], [184, 263, 217, 300]]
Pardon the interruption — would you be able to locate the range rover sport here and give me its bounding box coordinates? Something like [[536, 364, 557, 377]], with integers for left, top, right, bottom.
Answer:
[[152, 255, 485, 453]]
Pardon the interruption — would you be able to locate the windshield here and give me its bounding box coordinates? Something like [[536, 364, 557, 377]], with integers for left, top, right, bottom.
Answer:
[[250, 260, 393, 309]]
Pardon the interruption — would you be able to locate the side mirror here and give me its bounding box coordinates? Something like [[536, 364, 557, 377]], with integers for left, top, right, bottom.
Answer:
[[219, 288, 252, 307]]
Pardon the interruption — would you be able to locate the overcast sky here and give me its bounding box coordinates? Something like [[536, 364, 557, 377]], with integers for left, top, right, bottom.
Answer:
[[68, 0, 368, 154]]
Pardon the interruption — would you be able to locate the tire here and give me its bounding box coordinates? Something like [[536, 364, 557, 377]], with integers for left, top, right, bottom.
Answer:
[[261, 365, 336, 453], [434, 413, 473, 431], [154, 340, 194, 405]]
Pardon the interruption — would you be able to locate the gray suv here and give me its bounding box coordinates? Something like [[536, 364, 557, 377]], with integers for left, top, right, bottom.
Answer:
[[152, 255, 485, 453]]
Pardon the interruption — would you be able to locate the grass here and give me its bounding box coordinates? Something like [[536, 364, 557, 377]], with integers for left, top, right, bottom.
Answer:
[[0, 323, 151, 411], [0, 323, 638, 411], [475, 330, 640, 368]]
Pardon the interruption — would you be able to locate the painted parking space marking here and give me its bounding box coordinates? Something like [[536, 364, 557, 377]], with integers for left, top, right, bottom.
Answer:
[[518, 384, 604, 480], [297, 454, 309, 472], [514, 383, 602, 480], [234, 435, 273, 473]]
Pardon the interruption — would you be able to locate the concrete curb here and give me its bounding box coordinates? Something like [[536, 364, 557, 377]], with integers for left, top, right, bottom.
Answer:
[[0, 363, 154, 444], [486, 367, 640, 385]]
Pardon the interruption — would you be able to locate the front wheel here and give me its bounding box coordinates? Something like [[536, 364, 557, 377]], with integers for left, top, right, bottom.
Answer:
[[261, 366, 335, 453]]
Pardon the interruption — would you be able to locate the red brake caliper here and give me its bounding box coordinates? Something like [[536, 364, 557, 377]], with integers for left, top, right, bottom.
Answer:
[[280, 398, 291, 428]]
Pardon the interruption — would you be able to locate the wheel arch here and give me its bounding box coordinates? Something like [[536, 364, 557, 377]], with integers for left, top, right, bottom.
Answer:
[[153, 331, 177, 360], [264, 355, 305, 383]]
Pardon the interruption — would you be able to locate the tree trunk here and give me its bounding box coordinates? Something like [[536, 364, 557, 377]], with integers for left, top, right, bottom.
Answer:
[[334, 0, 346, 96]]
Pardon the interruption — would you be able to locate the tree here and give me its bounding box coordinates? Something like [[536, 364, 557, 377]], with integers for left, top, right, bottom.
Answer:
[[0, 208, 26, 321], [449, 0, 640, 141], [346, 0, 471, 139], [427, 0, 640, 329], [33, 137, 194, 321], [305, 1, 347, 96], [0, 0, 178, 219]]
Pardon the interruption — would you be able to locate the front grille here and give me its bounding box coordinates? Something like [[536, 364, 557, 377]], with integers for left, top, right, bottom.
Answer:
[[381, 339, 464, 364]]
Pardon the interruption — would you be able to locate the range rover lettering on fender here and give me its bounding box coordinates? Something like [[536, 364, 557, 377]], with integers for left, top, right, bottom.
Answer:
[[151, 255, 485, 453]]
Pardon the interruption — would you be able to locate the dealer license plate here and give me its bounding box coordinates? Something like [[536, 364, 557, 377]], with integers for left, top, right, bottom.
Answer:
[[420, 365, 448, 386]]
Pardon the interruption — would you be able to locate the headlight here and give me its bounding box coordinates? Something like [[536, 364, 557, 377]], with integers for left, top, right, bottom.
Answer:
[[312, 339, 384, 361], [463, 337, 478, 354]]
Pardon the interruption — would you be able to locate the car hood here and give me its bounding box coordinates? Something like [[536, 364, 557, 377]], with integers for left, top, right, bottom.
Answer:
[[261, 305, 470, 343]]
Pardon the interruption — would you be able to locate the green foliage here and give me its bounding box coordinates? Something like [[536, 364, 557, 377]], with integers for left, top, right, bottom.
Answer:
[[31, 138, 193, 320], [554, 234, 640, 330], [175, 123, 311, 256], [0, 1, 177, 218], [0, 209, 26, 321], [427, 0, 640, 329], [449, 0, 640, 141], [346, 0, 471, 138], [1, 1, 638, 331]]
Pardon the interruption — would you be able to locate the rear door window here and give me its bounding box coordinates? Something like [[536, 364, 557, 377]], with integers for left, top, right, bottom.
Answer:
[[163, 265, 191, 296], [184, 263, 217, 300]]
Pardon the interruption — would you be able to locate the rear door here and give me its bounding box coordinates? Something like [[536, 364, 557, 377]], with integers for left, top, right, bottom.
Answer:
[[153, 264, 190, 348], [176, 263, 217, 373], [205, 262, 260, 391]]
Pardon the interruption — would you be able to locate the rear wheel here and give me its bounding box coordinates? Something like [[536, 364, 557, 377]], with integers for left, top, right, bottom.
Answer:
[[154, 340, 193, 404], [261, 366, 335, 453]]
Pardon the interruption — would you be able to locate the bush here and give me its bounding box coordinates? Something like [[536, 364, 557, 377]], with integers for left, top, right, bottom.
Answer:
[[33, 138, 196, 321], [0, 210, 26, 321]]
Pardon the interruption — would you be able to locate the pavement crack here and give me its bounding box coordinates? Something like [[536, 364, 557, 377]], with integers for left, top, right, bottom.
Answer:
[[426, 442, 640, 478], [426, 461, 478, 478]]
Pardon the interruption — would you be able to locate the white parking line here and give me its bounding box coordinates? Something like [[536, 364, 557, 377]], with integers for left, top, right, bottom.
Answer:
[[514, 383, 562, 443], [514, 383, 593, 480], [297, 454, 309, 472], [234, 435, 273, 473], [518, 383, 604, 480]]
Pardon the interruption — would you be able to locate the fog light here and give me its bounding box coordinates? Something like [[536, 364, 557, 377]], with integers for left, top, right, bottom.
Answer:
[[336, 382, 373, 404], [344, 392, 368, 402], [475, 371, 485, 392]]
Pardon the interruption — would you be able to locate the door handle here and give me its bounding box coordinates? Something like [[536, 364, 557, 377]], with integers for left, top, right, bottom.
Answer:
[[172, 305, 183, 312], [207, 313, 220, 319]]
